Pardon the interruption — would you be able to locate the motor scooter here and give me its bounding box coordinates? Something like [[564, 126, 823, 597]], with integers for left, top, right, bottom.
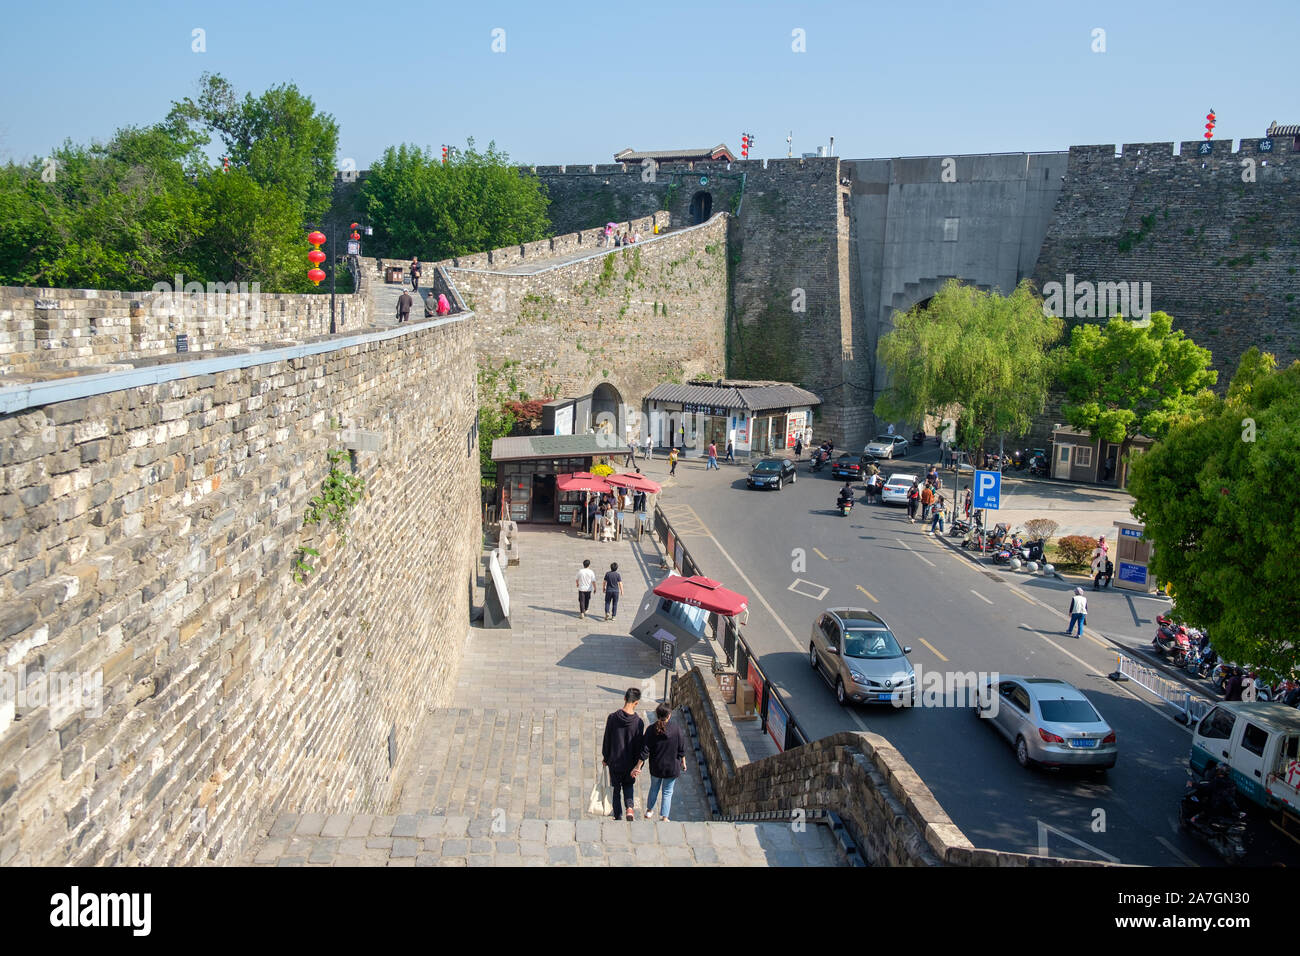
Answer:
[[838, 496, 854, 517], [1179, 783, 1247, 865]]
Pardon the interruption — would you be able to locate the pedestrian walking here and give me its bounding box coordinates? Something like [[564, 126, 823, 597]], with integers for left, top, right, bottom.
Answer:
[[396, 289, 412, 324], [634, 703, 687, 822], [576, 559, 596, 619], [794, 435, 803, 458], [625, 440, 636, 468], [907, 480, 920, 523], [602, 688, 645, 821], [1066, 587, 1087, 637], [920, 484, 935, 522], [643, 433, 653, 460], [706, 442, 718, 470], [603, 561, 624, 621], [668, 447, 679, 476], [725, 440, 734, 463], [887, 423, 895, 436], [409, 257, 422, 291], [929, 493, 946, 534]]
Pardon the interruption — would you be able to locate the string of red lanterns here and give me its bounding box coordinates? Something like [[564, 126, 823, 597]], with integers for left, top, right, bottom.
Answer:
[[307, 230, 327, 286], [1204, 109, 1216, 141]]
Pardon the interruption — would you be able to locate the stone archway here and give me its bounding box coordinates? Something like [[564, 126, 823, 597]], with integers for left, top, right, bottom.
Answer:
[[590, 382, 623, 436], [688, 191, 713, 224]]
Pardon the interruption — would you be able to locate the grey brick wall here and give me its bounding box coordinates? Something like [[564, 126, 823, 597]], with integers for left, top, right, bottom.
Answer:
[[0, 318, 479, 865]]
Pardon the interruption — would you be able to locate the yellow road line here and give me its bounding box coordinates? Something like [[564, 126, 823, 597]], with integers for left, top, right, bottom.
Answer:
[[1008, 587, 1036, 605], [918, 638, 949, 662], [1086, 634, 1109, 649], [856, 585, 878, 603], [813, 547, 828, 561]]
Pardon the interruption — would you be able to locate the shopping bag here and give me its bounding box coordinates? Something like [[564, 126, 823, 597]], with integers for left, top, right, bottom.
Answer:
[[587, 765, 612, 817]]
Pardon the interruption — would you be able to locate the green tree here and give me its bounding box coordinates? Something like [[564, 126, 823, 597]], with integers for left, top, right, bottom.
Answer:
[[363, 138, 550, 261], [1127, 350, 1300, 679], [875, 279, 1062, 458], [169, 73, 340, 224], [1053, 313, 1217, 466]]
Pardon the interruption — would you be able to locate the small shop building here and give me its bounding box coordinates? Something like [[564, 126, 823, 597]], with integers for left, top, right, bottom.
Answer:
[[645, 380, 821, 458], [491, 433, 622, 524], [1049, 427, 1154, 489]]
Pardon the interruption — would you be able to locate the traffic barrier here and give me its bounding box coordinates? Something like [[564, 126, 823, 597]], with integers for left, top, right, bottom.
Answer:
[[1115, 654, 1213, 724]]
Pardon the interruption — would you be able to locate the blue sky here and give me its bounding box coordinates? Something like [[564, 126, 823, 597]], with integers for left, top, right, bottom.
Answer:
[[0, 0, 1293, 167]]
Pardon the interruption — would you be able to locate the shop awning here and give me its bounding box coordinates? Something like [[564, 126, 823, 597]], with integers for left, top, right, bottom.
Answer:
[[607, 472, 662, 493], [652, 575, 748, 616], [556, 472, 615, 492]]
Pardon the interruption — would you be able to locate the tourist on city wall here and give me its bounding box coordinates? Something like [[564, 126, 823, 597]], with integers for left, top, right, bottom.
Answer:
[[706, 441, 718, 470], [603, 561, 624, 621], [409, 257, 421, 291], [907, 480, 921, 523], [634, 703, 687, 823], [436, 293, 451, 316], [576, 559, 596, 620], [602, 688, 645, 821], [668, 447, 679, 476], [396, 289, 412, 324]]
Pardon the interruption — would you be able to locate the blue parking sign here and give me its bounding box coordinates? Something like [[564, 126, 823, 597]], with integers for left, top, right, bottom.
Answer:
[[973, 470, 1001, 510]]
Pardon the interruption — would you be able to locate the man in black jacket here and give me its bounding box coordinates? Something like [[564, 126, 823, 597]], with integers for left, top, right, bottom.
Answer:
[[602, 688, 645, 820]]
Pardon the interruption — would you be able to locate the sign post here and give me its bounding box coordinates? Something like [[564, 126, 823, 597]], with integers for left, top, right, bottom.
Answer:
[[973, 470, 1001, 553], [659, 637, 675, 702]]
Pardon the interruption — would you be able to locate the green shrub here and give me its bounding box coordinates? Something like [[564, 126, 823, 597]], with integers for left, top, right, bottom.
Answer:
[[1056, 535, 1097, 567]]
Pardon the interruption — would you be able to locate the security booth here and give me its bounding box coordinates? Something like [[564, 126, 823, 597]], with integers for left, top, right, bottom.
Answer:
[[629, 573, 749, 661], [491, 433, 622, 524], [1112, 520, 1156, 593]]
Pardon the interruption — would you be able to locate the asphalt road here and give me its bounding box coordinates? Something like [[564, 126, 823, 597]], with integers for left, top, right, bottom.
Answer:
[[659, 456, 1300, 867]]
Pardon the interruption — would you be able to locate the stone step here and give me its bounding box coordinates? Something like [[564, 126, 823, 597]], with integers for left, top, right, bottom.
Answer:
[[247, 812, 847, 867]]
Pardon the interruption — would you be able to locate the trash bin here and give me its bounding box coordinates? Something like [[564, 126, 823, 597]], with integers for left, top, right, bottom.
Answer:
[[385, 267, 405, 284]]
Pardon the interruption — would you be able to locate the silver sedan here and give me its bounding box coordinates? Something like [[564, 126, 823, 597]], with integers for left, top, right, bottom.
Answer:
[[975, 676, 1117, 771]]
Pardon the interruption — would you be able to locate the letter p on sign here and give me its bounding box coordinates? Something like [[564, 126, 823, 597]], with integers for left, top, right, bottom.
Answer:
[[973, 470, 1000, 510]]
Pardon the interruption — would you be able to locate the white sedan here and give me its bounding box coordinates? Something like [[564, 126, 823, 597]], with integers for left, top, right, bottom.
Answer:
[[864, 435, 909, 459], [881, 474, 915, 505]]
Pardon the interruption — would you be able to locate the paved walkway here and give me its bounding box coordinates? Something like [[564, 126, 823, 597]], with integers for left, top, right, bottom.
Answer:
[[368, 273, 430, 328]]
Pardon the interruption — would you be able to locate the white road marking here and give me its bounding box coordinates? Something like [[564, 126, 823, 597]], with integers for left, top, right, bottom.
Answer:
[[970, 589, 994, 605], [1155, 835, 1198, 867], [895, 538, 936, 567], [788, 578, 830, 601]]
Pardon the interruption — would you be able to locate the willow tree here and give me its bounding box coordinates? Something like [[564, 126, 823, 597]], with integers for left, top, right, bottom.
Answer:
[[874, 279, 1063, 458]]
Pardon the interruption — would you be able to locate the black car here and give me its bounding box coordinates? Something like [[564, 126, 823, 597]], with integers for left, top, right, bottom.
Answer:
[[830, 453, 863, 480], [747, 458, 797, 490]]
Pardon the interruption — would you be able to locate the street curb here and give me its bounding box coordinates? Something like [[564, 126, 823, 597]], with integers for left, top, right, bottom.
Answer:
[[932, 524, 1069, 582]]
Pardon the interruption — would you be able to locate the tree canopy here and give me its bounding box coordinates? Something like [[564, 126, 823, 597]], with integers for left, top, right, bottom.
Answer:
[[1053, 312, 1217, 447], [874, 279, 1062, 454], [1127, 350, 1300, 679], [362, 139, 551, 261]]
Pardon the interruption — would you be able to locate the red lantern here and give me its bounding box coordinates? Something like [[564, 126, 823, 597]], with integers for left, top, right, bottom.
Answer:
[[308, 249, 326, 265], [350, 222, 360, 230], [308, 268, 326, 286], [308, 230, 326, 247]]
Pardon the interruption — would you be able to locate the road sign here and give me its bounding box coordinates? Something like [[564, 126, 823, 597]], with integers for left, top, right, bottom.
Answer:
[[973, 470, 1001, 510]]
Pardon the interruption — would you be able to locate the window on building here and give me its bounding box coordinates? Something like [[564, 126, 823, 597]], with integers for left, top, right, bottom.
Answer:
[[1074, 446, 1093, 468], [942, 217, 959, 242]]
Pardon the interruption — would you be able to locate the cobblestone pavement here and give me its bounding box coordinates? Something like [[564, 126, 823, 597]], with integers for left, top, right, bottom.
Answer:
[[392, 526, 711, 823], [250, 814, 843, 867]]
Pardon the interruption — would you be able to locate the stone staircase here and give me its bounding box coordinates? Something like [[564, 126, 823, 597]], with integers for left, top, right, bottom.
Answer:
[[248, 812, 845, 867]]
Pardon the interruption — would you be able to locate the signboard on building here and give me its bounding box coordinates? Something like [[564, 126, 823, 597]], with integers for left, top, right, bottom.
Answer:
[[554, 404, 574, 435], [1119, 527, 1143, 539], [1118, 561, 1147, 585], [786, 413, 805, 448]]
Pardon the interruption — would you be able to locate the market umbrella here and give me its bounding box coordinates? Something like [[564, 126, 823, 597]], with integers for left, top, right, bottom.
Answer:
[[652, 575, 748, 616], [606, 472, 661, 494], [556, 472, 615, 493]]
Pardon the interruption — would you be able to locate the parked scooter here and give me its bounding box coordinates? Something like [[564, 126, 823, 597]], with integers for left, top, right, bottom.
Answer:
[[1152, 615, 1192, 666], [1180, 772, 1248, 865], [1027, 452, 1049, 478]]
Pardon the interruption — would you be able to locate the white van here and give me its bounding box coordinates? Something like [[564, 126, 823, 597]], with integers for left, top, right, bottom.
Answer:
[[1190, 702, 1300, 819]]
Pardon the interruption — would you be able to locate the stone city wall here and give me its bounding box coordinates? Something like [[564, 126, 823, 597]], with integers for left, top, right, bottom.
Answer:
[[0, 316, 480, 865], [0, 268, 370, 381]]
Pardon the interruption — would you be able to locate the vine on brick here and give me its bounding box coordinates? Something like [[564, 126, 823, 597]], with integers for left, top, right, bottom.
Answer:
[[294, 449, 366, 583]]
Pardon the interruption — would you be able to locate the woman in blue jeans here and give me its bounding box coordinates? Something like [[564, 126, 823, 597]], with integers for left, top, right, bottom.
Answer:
[[634, 703, 687, 821]]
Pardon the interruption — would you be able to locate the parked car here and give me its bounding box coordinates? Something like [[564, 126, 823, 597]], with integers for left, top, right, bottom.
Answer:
[[880, 473, 914, 505], [1190, 701, 1300, 821], [864, 435, 909, 459], [975, 676, 1117, 771], [809, 608, 916, 707], [830, 453, 863, 480], [746, 457, 797, 490]]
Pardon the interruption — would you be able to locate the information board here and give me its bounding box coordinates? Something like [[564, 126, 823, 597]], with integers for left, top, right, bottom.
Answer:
[[766, 693, 788, 752]]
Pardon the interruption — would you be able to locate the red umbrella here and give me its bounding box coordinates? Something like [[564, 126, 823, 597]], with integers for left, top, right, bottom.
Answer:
[[607, 472, 661, 494], [653, 575, 748, 616], [556, 472, 615, 493]]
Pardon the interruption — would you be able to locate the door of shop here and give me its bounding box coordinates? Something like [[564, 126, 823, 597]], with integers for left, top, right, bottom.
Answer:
[[703, 416, 727, 456], [531, 474, 557, 522]]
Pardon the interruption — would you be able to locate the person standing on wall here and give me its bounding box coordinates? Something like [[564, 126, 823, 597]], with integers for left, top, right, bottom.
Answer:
[[396, 289, 412, 324], [634, 703, 687, 822], [409, 257, 422, 292], [576, 559, 596, 620], [603, 561, 624, 621], [602, 688, 645, 821]]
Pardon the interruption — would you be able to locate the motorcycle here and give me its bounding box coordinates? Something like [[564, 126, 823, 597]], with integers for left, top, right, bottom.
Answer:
[[1152, 616, 1192, 665], [1185, 644, 1218, 679], [912, 430, 925, 447], [1179, 784, 1248, 865], [810, 449, 828, 472], [1010, 448, 1028, 470], [1015, 538, 1046, 563], [837, 495, 855, 517]]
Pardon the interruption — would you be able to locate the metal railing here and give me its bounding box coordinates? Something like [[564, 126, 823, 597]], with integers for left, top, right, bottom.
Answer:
[[1116, 654, 1214, 724], [654, 503, 812, 752]]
